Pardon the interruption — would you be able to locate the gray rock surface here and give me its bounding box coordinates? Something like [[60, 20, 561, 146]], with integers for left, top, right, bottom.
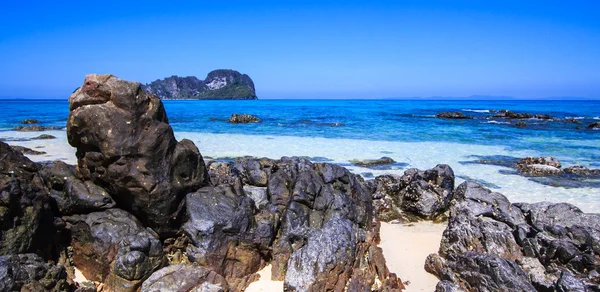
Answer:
[[0, 253, 70, 292]]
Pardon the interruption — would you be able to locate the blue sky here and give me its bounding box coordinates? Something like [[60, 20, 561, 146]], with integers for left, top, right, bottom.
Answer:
[[1, 0, 599, 99]]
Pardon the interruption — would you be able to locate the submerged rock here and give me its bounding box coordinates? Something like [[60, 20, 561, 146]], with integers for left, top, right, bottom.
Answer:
[[12, 125, 62, 131], [587, 122, 600, 129], [516, 156, 562, 175], [10, 145, 46, 155], [493, 110, 533, 119], [66, 74, 210, 237], [228, 113, 260, 123], [21, 118, 40, 124], [435, 112, 473, 119], [31, 134, 57, 140], [350, 156, 396, 167]]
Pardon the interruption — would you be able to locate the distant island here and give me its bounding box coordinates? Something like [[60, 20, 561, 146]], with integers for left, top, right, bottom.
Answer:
[[142, 69, 257, 100]]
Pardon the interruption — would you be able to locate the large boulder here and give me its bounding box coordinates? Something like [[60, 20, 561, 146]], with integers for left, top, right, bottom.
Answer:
[[66, 209, 166, 292], [66, 74, 209, 237], [196, 157, 403, 291], [0, 253, 70, 292], [0, 142, 56, 259], [430, 182, 600, 290]]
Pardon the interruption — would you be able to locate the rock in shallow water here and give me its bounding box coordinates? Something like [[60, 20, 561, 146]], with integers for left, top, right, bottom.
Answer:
[[66, 74, 210, 237]]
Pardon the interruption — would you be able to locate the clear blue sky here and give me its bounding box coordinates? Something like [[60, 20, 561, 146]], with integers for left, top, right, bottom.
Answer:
[[1, 0, 599, 99]]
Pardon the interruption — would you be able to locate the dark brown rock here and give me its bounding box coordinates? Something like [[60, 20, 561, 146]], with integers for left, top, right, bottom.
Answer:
[[351, 156, 396, 167], [10, 145, 47, 155], [66, 74, 209, 237]]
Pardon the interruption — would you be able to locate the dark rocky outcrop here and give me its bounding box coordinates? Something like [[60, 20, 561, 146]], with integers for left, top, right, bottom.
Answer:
[[142, 69, 257, 100], [12, 125, 62, 131], [0, 142, 56, 258], [435, 112, 473, 119], [368, 164, 455, 221], [516, 121, 527, 127], [66, 209, 166, 292], [587, 122, 600, 129], [228, 113, 260, 123], [0, 253, 70, 292], [534, 114, 554, 120], [66, 74, 210, 237], [21, 119, 40, 124], [493, 110, 533, 119], [516, 156, 563, 175], [428, 181, 600, 291], [10, 145, 46, 155]]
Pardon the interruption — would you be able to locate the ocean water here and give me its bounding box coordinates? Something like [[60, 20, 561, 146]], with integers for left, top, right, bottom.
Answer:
[[1, 99, 599, 212]]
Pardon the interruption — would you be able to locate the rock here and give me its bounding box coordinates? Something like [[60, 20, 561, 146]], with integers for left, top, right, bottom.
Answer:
[[516, 156, 563, 175], [142, 69, 257, 100], [435, 112, 473, 119], [0, 142, 56, 258], [535, 114, 553, 120], [563, 118, 581, 124], [586, 122, 600, 129], [228, 113, 260, 123], [435, 280, 464, 292], [32, 134, 57, 140], [66, 74, 210, 237], [21, 119, 40, 124], [555, 270, 587, 292], [564, 166, 600, 176], [38, 160, 116, 215], [140, 264, 231, 292], [521, 257, 557, 291], [399, 164, 455, 220], [494, 110, 533, 119], [516, 121, 527, 127], [12, 125, 62, 131], [243, 185, 268, 209], [66, 209, 166, 291], [10, 145, 46, 155], [366, 174, 403, 221], [0, 253, 70, 292], [350, 156, 396, 167], [439, 252, 536, 291], [425, 253, 445, 277]]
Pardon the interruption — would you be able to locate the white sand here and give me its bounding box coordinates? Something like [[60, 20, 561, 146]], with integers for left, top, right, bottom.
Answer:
[[73, 266, 89, 284], [379, 221, 446, 292], [245, 265, 284, 292]]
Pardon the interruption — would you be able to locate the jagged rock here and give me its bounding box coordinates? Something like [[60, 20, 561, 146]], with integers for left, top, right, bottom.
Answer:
[[38, 160, 115, 215], [10, 145, 46, 155], [66, 74, 209, 237], [435, 280, 464, 292], [228, 114, 260, 123], [535, 114, 554, 120], [521, 257, 557, 291], [425, 253, 445, 277], [494, 110, 533, 119], [140, 264, 231, 292], [32, 134, 57, 140], [66, 209, 166, 292], [21, 119, 40, 124], [350, 157, 396, 167], [0, 142, 56, 258], [243, 185, 268, 209], [564, 118, 581, 124], [399, 164, 455, 220], [366, 174, 403, 221], [12, 125, 62, 131], [564, 166, 600, 176], [0, 253, 70, 292], [586, 122, 600, 129], [435, 112, 473, 119], [555, 270, 588, 291], [439, 252, 536, 291]]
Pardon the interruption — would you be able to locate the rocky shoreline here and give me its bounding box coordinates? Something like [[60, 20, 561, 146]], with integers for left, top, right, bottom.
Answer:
[[1, 74, 598, 291]]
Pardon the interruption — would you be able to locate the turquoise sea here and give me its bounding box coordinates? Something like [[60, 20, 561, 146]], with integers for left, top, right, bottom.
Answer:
[[1, 99, 599, 212]]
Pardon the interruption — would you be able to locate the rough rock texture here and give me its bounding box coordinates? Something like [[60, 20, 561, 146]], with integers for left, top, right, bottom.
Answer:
[[429, 181, 600, 291], [368, 164, 455, 221], [0, 253, 70, 292], [66, 209, 166, 292], [195, 156, 403, 291], [10, 145, 46, 155], [0, 142, 56, 258], [142, 69, 257, 100], [12, 125, 62, 131], [228, 113, 260, 123], [435, 112, 473, 119], [39, 160, 116, 215], [66, 74, 210, 237], [140, 264, 230, 292]]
